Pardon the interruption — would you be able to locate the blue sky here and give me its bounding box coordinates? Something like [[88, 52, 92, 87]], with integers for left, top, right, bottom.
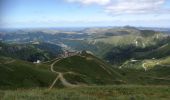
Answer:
[[1, 0, 170, 28]]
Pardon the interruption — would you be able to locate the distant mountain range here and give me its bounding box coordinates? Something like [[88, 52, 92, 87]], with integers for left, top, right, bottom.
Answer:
[[1, 26, 170, 89]]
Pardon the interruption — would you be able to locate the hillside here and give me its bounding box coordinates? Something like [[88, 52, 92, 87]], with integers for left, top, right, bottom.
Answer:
[[116, 56, 170, 85], [0, 51, 125, 89], [1, 27, 170, 89], [134, 42, 170, 59], [120, 55, 170, 70], [117, 65, 170, 85], [0, 50, 170, 90], [104, 36, 170, 65], [0, 56, 56, 89], [0, 42, 63, 62], [1, 27, 168, 62], [51, 52, 124, 86], [60, 28, 167, 62]]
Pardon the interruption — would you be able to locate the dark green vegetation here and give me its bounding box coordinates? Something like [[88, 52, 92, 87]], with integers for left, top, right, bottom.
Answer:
[[60, 39, 113, 58], [0, 27, 170, 99], [0, 56, 56, 89], [54, 52, 124, 85], [134, 42, 170, 59], [0, 42, 63, 62], [103, 36, 170, 64], [1, 27, 169, 64], [53, 52, 170, 85], [57, 27, 169, 65], [116, 66, 170, 85], [0, 52, 124, 89], [1, 50, 170, 89], [1, 85, 170, 100]]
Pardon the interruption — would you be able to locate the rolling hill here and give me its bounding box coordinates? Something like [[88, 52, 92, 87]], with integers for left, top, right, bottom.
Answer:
[[0, 49, 170, 90], [0, 56, 56, 89], [117, 65, 170, 85], [0, 51, 125, 89], [53, 51, 124, 85], [1, 27, 170, 90], [1, 27, 168, 62], [0, 42, 63, 62]]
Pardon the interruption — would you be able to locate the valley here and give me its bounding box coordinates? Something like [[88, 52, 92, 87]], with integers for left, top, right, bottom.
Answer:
[[0, 26, 170, 99], [1, 0, 170, 99]]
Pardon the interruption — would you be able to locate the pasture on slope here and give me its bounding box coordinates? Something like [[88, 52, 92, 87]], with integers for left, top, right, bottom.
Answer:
[[53, 52, 125, 85]]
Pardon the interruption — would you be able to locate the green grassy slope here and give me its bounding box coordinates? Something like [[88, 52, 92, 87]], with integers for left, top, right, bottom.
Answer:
[[120, 55, 170, 69], [0, 56, 56, 89], [135, 43, 170, 59], [49, 51, 170, 86], [116, 64, 170, 85], [104, 37, 170, 65], [1, 85, 170, 100], [53, 52, 124, 85]]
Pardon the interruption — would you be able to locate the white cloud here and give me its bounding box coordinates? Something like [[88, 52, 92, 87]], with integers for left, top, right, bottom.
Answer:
[[66, 0, 170, 14], [66, 0, 111, 5], [105, 0, 169, 14]]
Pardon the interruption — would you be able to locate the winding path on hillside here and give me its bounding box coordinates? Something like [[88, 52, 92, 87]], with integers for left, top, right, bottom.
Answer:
[[49, 57, 79, 90], [159, 64, 170, 67], [142, 63, 147, 71], [5, 60, 16, 64], [49, 55, 118, 89], [142, 60, 161, 71], [0, 60, 15, 71]]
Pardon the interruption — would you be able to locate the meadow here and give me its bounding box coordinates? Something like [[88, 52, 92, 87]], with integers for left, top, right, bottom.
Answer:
[[1, 85, 170, 100]]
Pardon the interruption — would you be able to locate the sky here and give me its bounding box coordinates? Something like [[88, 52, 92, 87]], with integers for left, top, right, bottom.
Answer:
[[0, 0, 170, 28]]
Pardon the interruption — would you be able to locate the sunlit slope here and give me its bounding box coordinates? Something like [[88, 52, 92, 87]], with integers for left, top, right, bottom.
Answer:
[[89, 29, 164, 47], [121, 56, 170, 70], [62, 29, 166, 59], [116, 56, 170, 85]]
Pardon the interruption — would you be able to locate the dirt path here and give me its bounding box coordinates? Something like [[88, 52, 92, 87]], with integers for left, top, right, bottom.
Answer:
[[142, 63, 147, 71], [42, 58, 59, 64], [4, 60, 15, 64], [0, 60, 15, 71], [157, 64, 170, 68], [146, 76, 170, 81], [49, 57, 78, 89]]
